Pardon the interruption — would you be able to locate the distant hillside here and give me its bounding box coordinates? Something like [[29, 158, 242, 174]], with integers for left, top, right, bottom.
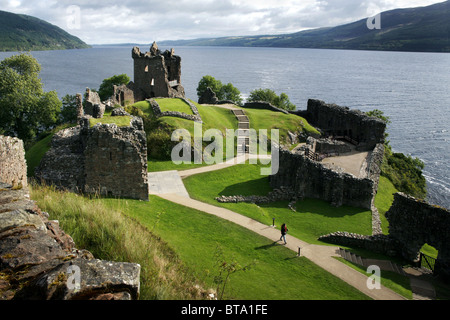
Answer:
[[160, 1, 450, 53], [0, 10, 90, 52]]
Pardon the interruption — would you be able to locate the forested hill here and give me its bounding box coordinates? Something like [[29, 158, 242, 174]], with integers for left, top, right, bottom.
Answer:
[[0, 10, 90, 52], [160, 1, 450, 53]]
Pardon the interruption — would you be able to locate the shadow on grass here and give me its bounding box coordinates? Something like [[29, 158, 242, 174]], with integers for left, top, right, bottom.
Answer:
[[219, 177, 271, 197], [255, 241, 279, 250]]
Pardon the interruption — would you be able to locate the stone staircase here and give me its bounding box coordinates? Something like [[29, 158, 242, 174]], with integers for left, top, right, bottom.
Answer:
[[337, 248, 405, 276], [232, 109, 250, 155]]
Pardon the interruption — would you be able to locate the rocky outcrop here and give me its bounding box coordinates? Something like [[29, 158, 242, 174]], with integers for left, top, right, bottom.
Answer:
[[35, 115, 148, 201], [0, 183, 141, 300]]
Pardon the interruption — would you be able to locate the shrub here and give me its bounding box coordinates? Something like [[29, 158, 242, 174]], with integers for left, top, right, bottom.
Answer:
[[247, 88, 296, 111], [197, 75, 243, 106], [98, 74, 130, 101]]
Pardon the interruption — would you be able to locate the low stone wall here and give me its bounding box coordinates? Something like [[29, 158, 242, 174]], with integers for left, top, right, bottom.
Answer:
[[215, 186, 297, 204], [270, 149, 375, 209], [148, 98, 202, 122], [0, 136, 27, 189], [0, 182, 141, 300], [318, 232, 399, 257]]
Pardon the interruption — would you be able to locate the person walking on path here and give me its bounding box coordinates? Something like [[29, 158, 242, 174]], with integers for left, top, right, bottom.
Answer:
[[280, 223, 288, 244]]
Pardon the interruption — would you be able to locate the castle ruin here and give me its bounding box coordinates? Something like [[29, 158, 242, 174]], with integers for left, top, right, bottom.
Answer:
[[132, 42, 185, 102], [270, 99, 386, 210]]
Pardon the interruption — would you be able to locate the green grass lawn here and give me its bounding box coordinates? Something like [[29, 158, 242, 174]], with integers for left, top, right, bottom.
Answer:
[[102, 195, 370, 300], [156, 98, 194, 115], [183, 163, 373, 245], [335, 257, 412, 299], [243, 107, 320, 142], [89, 115, 131, 127], [374, 175, 398, 234]]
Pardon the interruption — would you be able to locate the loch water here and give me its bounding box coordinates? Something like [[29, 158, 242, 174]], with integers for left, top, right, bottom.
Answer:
[[1, 46, 449, 209]]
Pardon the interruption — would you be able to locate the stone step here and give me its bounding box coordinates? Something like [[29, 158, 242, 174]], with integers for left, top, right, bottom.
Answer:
[[338, 248, 365, 267], [232, 110, 245, 116], [390, 261, 406, 276]]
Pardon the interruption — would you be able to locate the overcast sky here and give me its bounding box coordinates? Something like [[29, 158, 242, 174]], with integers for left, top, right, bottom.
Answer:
[[1, 0, 445, 44]]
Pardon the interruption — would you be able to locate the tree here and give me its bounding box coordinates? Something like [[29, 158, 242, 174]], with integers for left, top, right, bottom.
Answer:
[[197, 75, 223, 100], [98, 74, 130, 101], [0, 53, 61, 143], [60, 94, 78, 124], [213, 244, 255, 300], [220, 82, 243, 106], [197, 75, 243, 106], [248, 88, 296, 111]]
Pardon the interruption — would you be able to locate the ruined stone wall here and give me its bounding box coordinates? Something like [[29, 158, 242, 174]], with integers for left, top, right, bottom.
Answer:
[[132, 45, 185, 101], [270, 149, 375, 209], [34, 126, 85, 192], [304, 99, 386, 151], [112, 83, 135, 106], [35, 116, 148, 201], [84, 88, 105, 119], [0, 136, 27, 189], [320, 192, 450, 279], [386, 193, 450, 277], [82, 121, 149, 201]]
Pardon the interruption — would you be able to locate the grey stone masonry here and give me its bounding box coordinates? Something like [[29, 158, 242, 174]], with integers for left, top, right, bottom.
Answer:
[[270, 149, 376, 209], [302, 99, 386, 151], [132, 43, 185, 101], [35, 115, 148, 201], [0, 135, 27, 189]]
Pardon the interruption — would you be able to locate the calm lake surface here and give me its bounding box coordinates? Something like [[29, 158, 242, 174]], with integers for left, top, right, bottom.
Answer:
[[1, 46, 449, 209]]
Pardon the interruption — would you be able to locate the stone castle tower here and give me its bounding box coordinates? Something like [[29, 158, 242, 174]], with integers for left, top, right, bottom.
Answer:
[[132, 42, 185, 101]]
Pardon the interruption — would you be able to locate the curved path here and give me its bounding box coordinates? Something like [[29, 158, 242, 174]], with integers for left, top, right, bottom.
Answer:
[[148, 104, 407, 300], [149, 154, 406, 300]]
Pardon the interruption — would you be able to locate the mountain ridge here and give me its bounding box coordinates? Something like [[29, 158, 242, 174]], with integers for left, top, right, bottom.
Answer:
[[159, 1, 450, 53], [0, 10, 90, 52]]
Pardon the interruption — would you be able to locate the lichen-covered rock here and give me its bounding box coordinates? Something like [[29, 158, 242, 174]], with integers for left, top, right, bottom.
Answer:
[[18, 258, 141, 300], [0, 183, 141, 300]]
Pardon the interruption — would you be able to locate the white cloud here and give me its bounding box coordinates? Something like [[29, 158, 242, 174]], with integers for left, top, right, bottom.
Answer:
[[2, 0, 445, 44]]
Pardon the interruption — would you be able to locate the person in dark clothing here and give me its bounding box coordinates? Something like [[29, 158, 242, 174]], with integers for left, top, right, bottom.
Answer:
[[280, 223, 288, 244]]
